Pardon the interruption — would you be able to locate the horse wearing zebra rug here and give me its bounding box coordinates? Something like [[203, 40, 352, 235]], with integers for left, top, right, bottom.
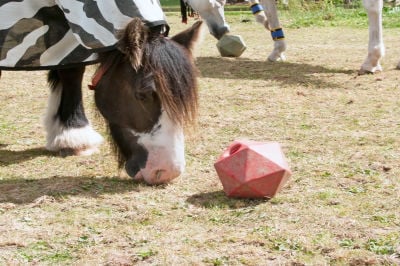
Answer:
[[185, 0, 398, 74], [0, 0, 203, 184]]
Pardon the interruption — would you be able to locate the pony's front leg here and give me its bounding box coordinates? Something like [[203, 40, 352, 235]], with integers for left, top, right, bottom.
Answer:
[[44, 67, 103, 156], [359, 0, 384, 74], [258, 0, 286, 61]]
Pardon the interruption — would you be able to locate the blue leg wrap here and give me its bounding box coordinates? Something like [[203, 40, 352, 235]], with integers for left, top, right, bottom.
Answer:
[[250, 4, 264, 14], [271, 28, 285, 41]]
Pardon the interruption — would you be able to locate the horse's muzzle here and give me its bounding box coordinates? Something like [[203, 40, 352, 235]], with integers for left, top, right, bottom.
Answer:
[[210, 25, 230, 40], [125, 157, 184, 185]]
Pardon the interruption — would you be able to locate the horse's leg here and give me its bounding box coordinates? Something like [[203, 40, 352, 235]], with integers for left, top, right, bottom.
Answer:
[[44, 66, 103, 156], [359, 0, 384, 74], [248, 0, 269, 28], [258, 0, 286, 61]]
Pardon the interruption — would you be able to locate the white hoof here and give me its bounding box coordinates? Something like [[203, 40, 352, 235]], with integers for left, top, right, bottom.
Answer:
[[46, 124, 104, 156], [268, 40, 286, 62], [268, 52, 286, 62], [359, 63, 382, 75]]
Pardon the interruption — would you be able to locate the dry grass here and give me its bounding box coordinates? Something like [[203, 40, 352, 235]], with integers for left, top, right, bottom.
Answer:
[[0, 14, 399, 265]]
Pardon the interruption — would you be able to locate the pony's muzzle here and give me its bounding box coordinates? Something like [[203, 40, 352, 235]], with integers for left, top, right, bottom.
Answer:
[[131, 166, 183, 185], [125, 158, 142, 179], [147, 167, 182, 184], [126, 158, 184, 185]]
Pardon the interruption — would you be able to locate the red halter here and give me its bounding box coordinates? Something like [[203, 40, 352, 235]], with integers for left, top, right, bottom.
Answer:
[[88, 60, 113, 90]]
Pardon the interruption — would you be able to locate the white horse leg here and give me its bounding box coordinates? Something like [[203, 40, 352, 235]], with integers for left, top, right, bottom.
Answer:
[[248, 0, 268, 26], [44, 83, 103, 156], [259, 0, 286, 61], [359, 0, 384, 74], [45, 69, 103, 156]]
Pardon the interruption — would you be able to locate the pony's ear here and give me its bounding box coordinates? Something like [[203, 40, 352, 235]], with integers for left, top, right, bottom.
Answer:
[[119, 18, 148, 71], [171, 21, 204, 53]]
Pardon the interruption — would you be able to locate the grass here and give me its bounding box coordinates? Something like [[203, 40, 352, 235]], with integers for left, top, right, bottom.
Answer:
[[227, 7, 400, 29], [162, 0, 400, 28], [0, 11, 400, 265]]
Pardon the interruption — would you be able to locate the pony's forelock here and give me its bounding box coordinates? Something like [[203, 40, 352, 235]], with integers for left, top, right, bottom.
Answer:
[[117, 19, 199, 127], [118, 18, 148, 71], [143, 37, 199, 126]]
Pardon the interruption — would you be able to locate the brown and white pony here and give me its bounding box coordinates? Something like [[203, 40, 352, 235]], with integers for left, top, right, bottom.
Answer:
[[0, 16, 203, 185], [94, 19, 202, 184]]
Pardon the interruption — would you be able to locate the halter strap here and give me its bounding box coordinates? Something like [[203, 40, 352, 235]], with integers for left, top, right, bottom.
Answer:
[[88, 60, 113, 90]]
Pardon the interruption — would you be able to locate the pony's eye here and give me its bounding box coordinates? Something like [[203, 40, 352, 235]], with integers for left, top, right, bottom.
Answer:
[[133, 71, 156, 102], [135, 90, 155, 102], [135, 91, 148, 101]]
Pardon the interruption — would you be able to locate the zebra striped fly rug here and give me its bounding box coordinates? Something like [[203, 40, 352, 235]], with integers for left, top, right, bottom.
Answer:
[[0, 0, 168, 70]]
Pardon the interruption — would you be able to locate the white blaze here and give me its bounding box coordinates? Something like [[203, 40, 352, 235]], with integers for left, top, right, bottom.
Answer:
[[133, 111, 185, 184]]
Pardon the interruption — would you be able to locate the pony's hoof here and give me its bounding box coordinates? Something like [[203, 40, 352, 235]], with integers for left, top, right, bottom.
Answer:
[[59, 146, 99, 157], [75, 146, 100, 156]]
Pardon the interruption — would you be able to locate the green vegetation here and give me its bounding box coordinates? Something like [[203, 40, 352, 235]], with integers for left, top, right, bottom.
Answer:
[[227, 5, 400, 28], [161, 0, 400, 28]]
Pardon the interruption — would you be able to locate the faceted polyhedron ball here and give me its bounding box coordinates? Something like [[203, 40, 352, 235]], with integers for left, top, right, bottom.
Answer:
[[214, 140, 291, 198], [216, 34, 247, 57]]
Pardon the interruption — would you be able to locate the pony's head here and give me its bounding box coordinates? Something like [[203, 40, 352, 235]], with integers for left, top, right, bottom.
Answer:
[[94, 18, 202, 184], [186, 0, 229, 39]]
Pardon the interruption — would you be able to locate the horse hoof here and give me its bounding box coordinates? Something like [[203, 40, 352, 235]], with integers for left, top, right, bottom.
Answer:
[[75, 147, 100, 156], [267, 56, 285, 62], [59, 146, 99, 157], [358, 69, 374, 75]]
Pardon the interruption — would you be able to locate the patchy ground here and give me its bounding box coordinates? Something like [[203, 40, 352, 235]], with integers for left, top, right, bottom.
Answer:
[[0, 14, 399, 265]]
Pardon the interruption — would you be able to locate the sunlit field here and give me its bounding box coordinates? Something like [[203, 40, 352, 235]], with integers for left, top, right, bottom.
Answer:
[[0, 8, 399, 265]]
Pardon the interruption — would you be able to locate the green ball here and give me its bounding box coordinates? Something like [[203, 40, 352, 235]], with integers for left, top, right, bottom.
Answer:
[[216, 34, 247, 57]]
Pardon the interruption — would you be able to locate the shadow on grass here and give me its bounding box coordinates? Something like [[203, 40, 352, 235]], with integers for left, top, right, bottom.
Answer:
[[0, 176, 141, 204], [187, 190, 268, 209], [196, 57, 355, 89], [0, 145, 52, 166]]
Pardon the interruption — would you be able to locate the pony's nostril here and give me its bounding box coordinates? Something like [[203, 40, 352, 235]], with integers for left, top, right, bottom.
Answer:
[[125, 159, 140, 178], [154, 170, 165, 181], [148, 168, 181, 184]]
